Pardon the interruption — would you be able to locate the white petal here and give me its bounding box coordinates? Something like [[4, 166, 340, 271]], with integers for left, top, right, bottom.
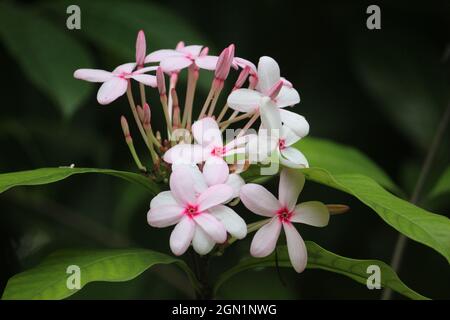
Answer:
[[180, 45, 203, 56], [197, 184, 233, 211], [280, 109, 309, 139], [227, 89, 263, 113], [257, 56, 280, 94], [195, 55, 218, 70], [250, 217, 281, 257], [225, 173, 245, 199], [129, 74, 157, 87], [280, 147, 309, 168], [144, 49, 182, 63], [192, 226, 215, 255], [150, 191, 178, 208], [96, 77, 128, 105], [169, 165, 199, 205], [209, 205, 247, 239], [170, 217, 196, 256], [193, 213, 227, 243], [281, 125, 301, 147], [279, 168, 305, 211], [233, 57, 257, 74], [191, 117, 223, 147], [260, 97, 281, 131], [240, 184, 279, 217], [160, 56, 192, 72], [203, 157, 229, 186], [147, 204, 183, 228], [292, 201, 330, 227], [275, 86, 300, 108], [73, 69, 113, 82], [113, 62, 136, 74], [163, 144, 205, 164], [283, 222, 307, 273]]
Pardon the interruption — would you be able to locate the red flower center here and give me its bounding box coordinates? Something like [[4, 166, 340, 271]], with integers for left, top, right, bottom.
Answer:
[[276, 207, 293, 223], [184, 204, 200, 218], [278, 139, 286, 150], [211, 146, 225, 157]]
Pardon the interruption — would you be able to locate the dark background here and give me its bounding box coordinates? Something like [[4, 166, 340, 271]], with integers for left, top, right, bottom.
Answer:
[[0, 0, 449, 299]]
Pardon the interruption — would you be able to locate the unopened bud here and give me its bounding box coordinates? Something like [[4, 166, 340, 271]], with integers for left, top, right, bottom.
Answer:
[[137, 105, 144, 123], [157, 67, 166, 96], [249, 74, 258, 89], [173, 106, 181, 129], [143, 103, 151, 130], [268, 80, 283, 100], [200, 46, 209, 56], [234, 66, 251, 90], [176, 41, 185, 50], [135, 30, 146, 67], [326, 204, 350, 215], [120, 116, 132, 144], [215, 44, 235, 82]]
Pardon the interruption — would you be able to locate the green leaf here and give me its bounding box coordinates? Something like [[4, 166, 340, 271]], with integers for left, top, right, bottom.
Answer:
[[2, 249, 198, 300], [427, 166, 450, 201], [296, 137, 400, 193], [0, 2, 94, 118], [215, 242, 428, 300], [301, 167, 450, 264], [0, 167, 159, 195]]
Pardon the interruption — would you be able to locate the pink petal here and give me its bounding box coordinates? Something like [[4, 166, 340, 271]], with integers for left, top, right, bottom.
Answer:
[[227, 89, 263, 113], [144, 49, 182, 63], [292, 201, 330, 227], [257, 56, 280, 94], [280, 125, 301, 147], [160, 56, 193, 73], [172, 164, 208, 195], [170, 217, 196, 256], [73, 69, 113, 82], [191, 117, 223, 148], [133, 66, 158, 74], [197, 184, 233, 211], [96, 77, 128, 105], [278, 168, 305, 211], [250, 217, 281, 257], [195, 55, 219, 70], [203, 157, 229, 186], [180, 45, 203, 56], [135, 30, 146, 66], [280, 147, 309, 168], [192, 226, 215, 255], [240, 184, 279, 217], [208, 205, 247, 239], [233, 57, 257, 74], [147, 204, 183, 228], [283, 222, 307, 273], [150, 191, 178, 208], [129, 74, 157, 87], [193, 213, 227, 243], [260, 97, 281, 131], [279, 110, 309, 139], [275, 86, 300, 108], [163, 144, 205, 164], [113, 62, 136, 74], [170, 165, 199, 205]]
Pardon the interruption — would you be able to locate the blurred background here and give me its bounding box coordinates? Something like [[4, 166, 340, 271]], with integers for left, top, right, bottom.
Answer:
[[0, 0, 449, 299]]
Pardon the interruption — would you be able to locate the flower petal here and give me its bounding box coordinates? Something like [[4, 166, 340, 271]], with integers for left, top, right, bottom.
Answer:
[[275, 86, 300, 108], [279, 168, 305, 211], [180, 45, 203, 56], [135, 30, 146, 66], [192, 226, 215, 255], [283, 222, 307, 273], [163, 144, 205, 164], [292, 201, 330, 227], [170, 217, 196, 256], [209, 205, 247, 239], [240, 184, 279, 217], [150, 191, 178, 208], [193, 213, 227, 243], [144, 49, 182, 63], [203, 157, 229, 186], [280, 147, 309, 168], [129, 74, 157, 87], [170, 165, 199, 205], [260, 97, 281, 131], [280, 125, 301, 147], [250, 217, 281, 257], [191, 117, 223, 147], [233, 57, 257, 74], [96, 77, 128, 105], [257, 56, 280, 94], [198, 184, 233, 211], [227, 89, 263, 113], [147, 204, 183, 228], [280, 109, 309, 138], [195, 55, 219, 70], [73, 69, 113, 82], [160, 56, 192, 72], [225, 173, 245, 199], [172, 164, 208, 196], [113, 62, 136, 74]]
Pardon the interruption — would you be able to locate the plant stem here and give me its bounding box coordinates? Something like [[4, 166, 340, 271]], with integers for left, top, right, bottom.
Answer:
[[382, 101, 450, 300], [191, 251, 212, 299]]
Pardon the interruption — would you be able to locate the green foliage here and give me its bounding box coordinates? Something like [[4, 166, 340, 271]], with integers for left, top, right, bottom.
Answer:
[[0, 2, 94, 118], [427, 166, 450, 201], [2, 248, 198, 299], [0, 167, 159, 195], [215, 241, 428, 300]]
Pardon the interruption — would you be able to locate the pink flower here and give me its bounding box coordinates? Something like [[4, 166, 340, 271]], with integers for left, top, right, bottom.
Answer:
[[74, 63, 157, 105], [259, 97, 309, 168], [147, 165, 246, 255], [227, 56, 300, 112], [240, 168, 329, 272], [145, 43, 218, 73], [163, 117, 255, 173]]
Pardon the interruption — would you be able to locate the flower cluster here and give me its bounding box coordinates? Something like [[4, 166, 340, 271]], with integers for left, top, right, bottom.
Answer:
[[74, 30, 331, 273]]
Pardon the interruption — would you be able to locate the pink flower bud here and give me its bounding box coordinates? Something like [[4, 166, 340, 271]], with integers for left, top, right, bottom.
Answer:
[[176, 41, 185, 50], [268, 79, 284, 100], [143, 103, 151, 129], [156, 67, 166, 96], [136, 105, 144, 123], [234, 65, 251, 90], [215, 44, 235, 82], [200, 46, 209, 56], [135, 30, 146, 67], [120, 116, 132, 143]]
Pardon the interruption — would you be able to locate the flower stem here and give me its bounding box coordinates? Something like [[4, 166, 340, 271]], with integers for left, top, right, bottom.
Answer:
[[237, 112, 259, 137], [198, 87, 215, 119], [182, 66, 198, 129], [216, 103, 229, 123], [139, 82, 146, 107], [382, 101, 450, 300]]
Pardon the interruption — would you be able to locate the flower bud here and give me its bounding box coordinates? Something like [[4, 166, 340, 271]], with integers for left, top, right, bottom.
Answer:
[[268, 79, 283, 100], [135, 30, 146, 67], [215, 44, 235, 82], [157, 67, 166, 96], [143, 103, 151, 130], [120, 116, 132, 144], [234, 65, 251, 90]]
